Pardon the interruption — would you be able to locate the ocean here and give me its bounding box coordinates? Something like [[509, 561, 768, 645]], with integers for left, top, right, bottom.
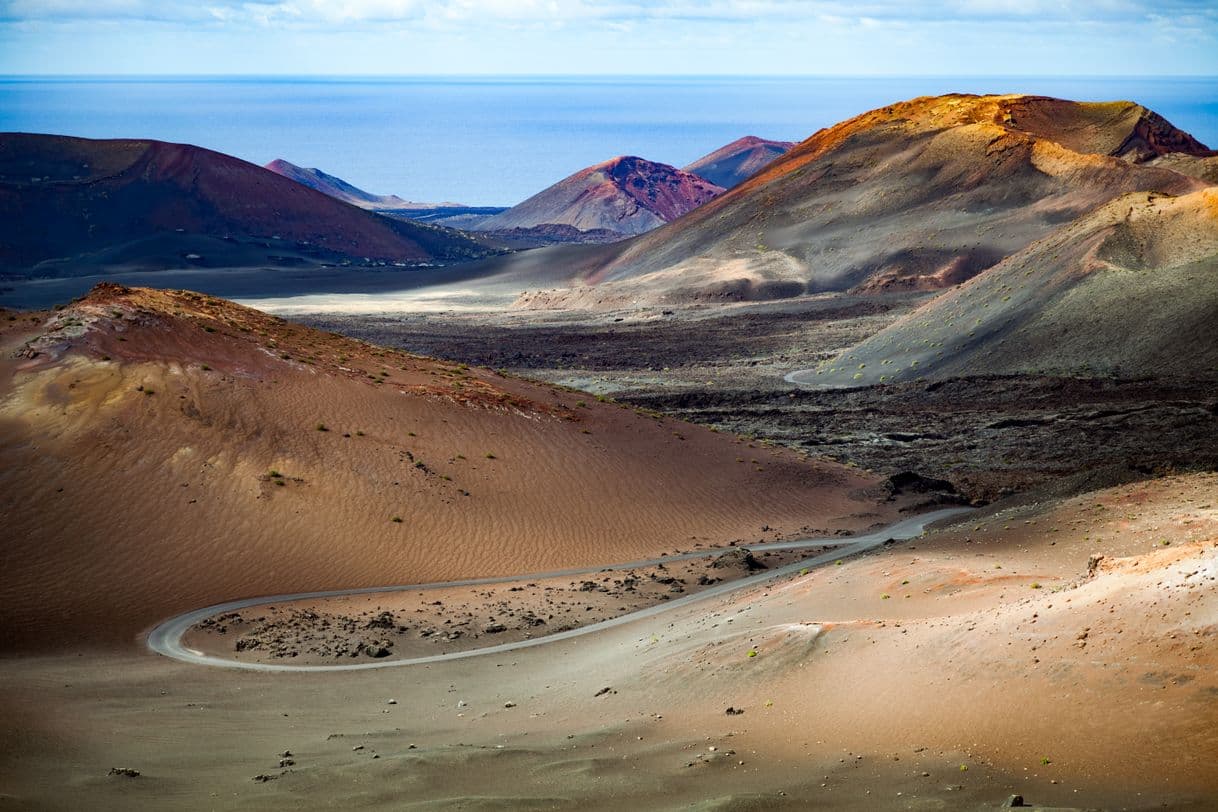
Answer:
[[2, 75, 1216, 207]]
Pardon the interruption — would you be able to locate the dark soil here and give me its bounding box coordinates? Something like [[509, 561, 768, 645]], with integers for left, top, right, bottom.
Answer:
[[296, 296, 1218, 503]]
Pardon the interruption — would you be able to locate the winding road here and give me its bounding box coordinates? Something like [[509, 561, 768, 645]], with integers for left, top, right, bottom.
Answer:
[[147, 507, 972, 672]]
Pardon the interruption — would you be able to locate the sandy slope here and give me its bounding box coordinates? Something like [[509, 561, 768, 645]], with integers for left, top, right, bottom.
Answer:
[[1, 473, 1214, 810], [0, 285, 894, 650], [805, 186, 1218, 385]]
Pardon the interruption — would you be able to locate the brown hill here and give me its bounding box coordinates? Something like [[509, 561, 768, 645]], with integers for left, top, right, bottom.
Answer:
[[802, 187, 1218, 385], [0, 134, 493, 276], [546, 95, 1211, 306], [0, 284, 894, 650], [264, 158, 439, 210], [478, 156, 724, 236], [683, 135, 794, 188]]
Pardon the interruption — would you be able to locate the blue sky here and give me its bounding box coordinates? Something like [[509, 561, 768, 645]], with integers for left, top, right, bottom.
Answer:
[[2, 1, 1216, 76]]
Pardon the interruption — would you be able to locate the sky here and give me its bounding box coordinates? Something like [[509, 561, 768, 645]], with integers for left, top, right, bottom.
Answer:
[[1, 1, 1216, 76]]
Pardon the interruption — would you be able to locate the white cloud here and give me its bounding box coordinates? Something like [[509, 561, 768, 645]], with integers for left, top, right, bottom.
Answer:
[[1, 0, 1214, 75], [5, 0, 1212, 26]]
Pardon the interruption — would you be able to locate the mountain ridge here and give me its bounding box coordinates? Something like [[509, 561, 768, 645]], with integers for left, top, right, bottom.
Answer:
[[551, 94, 1213, 305], [0, 133, 493, 276]]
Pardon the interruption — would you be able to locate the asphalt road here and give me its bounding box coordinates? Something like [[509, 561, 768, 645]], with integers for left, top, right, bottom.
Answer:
[[146, 507, 973, 672]]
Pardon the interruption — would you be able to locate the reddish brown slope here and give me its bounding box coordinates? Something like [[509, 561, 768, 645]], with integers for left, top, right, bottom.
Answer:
[[0, 133, 492, 275]]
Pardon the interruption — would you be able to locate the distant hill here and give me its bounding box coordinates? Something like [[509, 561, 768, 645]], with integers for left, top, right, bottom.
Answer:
[[263, 158, 437, 210], [804, 187, 1218, 385], [683, 136, 794, 188], [476, 156, 724, 236], [560, 95, 1212, 305], [0, 134, 494, 277]]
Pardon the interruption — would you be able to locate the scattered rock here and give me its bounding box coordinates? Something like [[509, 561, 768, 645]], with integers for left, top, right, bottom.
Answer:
[[108, 767, 140, 778], [594, 686, 615, 697], [725, 707, 744, 716], [365, 610, 396, 630], [712, 548, 767, 572]]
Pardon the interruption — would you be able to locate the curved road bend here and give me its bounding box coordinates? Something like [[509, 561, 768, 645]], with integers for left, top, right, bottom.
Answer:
[[147, 507, 973, 672]]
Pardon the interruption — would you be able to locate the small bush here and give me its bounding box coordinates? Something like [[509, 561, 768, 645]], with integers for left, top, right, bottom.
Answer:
[[316, 423, 329, 432]]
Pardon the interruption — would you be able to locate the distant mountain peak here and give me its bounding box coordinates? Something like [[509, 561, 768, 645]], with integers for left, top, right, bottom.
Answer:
[[263, 158, 438, 210], [683, 136, 795, 189], [476, 154, 724, 236]]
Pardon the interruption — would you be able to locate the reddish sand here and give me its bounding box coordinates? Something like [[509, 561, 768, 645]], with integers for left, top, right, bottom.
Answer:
[[1, 472, 1214, 809]]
